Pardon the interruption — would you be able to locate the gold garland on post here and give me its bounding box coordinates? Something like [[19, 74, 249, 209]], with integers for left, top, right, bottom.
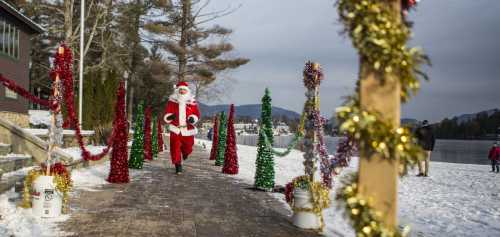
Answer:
[[286, 175, 331, 231], [20, 168, 73, 214], [335, 0, 430, 236]]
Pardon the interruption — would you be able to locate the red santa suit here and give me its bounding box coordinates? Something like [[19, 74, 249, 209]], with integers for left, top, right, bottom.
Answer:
[[163, 82, 201, 166]]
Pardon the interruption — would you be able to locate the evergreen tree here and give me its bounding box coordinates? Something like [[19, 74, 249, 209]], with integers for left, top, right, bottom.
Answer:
[[143, 0, 249, 99], [222, 105, 238, 174], [152, 114, 159, 159], [215, 112, 227, 166], [129, 101, 145, 169], [209, 115, 219, 160], [254, 88, 275, 190]]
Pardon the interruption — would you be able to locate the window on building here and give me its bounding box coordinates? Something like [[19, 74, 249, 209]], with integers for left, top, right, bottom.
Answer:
[[5, 88, 17, 99], [0, 19, 20, 59]]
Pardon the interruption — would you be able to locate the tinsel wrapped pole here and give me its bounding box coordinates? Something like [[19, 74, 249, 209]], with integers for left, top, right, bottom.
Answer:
[[254, 88, 275, 190], [129, 101, 145, 169], [107, 81, 130, 183], [215, 112, 227, 166], [157, 117, 164, 152], [302, 62, 322, 181], [222, 104, 238, 174], [143, 107, 153, 161], [356, 0, 401, 227], [209, 115, 219, 160], [152, 114, 159, 159]]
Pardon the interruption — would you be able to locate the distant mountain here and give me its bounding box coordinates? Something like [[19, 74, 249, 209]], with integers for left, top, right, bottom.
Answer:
[[453, 109, 499, 124], [199, 103, 301, 120]]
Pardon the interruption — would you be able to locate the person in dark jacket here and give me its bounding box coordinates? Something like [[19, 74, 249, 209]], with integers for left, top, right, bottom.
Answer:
[[415, 120, 435, 177], [488, 142, 500, 173]]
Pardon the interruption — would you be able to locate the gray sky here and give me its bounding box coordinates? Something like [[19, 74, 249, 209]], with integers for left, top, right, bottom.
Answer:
[[204, 0, 500, 122]]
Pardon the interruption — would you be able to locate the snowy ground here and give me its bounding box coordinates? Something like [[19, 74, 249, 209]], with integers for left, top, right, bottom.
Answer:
[[0, 151, 144, 237], [197, 139, 500, 237]]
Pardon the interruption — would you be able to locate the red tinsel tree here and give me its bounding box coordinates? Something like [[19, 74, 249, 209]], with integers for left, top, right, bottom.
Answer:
[[107, 81, 129, 183], [143, 106, 153, 161], [157, 118, 164, 152], [222, 104, 238, 174], [209, 116, 219, 160]]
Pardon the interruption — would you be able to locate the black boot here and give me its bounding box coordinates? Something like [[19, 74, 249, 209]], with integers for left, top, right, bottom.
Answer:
[[183, 154, 189, 161], [175, 164, 182, 174]]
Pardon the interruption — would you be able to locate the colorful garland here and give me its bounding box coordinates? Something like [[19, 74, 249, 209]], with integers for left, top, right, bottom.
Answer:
[[285, 175, 330, 231], [335, 0, 429, 236], [52, 44, 112, 161], [21, 163, 72, 213]]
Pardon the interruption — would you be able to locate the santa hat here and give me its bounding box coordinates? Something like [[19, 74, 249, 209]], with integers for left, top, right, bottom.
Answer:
[[175, 81, 190, 91]]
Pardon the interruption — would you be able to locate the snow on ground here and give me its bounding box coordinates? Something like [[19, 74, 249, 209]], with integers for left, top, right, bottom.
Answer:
[[29, 110, 51, 127], [197, 139, 500, 237], [0, 154, 145, 236], [61, 146, 108, 162], [24, 129, 95, 136], [0, 189, 71, 237]]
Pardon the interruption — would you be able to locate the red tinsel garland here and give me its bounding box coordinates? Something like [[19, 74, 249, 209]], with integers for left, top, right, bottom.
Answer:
[[0, 74, 52, 108], [41, 162, 70, 180], [209, 116, 219, 160], [52, 44, 112, 161], [222, 104, 238, 174], [143, 107, 153, 161], [107, 81, 130, 183], [157, 118, 164, 152]]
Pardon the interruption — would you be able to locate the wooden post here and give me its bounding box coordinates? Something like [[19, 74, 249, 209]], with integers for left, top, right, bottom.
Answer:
[[357, 0, 401, 227]]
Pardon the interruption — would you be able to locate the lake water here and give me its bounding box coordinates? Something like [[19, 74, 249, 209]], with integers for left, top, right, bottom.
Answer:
[[236, 135, 495, 165]]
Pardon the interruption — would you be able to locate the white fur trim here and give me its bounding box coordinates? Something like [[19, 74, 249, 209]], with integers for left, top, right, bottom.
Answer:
[[188, 115, 199, 124], [164, 113, 174, 123], [168, 124, 197, 136], [177, 85, 189, 91], [178, 102, 186, 126]]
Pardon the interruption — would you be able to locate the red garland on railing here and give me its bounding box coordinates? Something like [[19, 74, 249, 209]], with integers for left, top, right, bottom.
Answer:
[[0, 74, 52, 108], [52, 44, 112, 161], [143, 107, 153, 161]]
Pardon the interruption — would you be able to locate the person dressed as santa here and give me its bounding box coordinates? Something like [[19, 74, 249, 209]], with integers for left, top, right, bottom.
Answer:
[[163, 82, 201, 174]]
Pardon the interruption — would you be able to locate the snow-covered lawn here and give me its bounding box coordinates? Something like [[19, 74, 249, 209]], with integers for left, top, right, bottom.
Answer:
[[198, 139, 500, 237]]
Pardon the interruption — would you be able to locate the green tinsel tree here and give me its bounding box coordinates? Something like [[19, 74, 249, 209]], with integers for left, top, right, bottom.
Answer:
[[215, 112, 228, 166], [254, 88, 275, 190], [129, 101, 145, 169], [152, 114, 159, 160]]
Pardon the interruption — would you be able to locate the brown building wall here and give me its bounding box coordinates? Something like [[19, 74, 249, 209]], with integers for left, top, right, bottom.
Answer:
[[0, 8, 32, 115]]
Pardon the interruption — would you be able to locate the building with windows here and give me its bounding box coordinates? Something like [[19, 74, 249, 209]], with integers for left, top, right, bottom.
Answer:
[[0, 0, 44, 127]]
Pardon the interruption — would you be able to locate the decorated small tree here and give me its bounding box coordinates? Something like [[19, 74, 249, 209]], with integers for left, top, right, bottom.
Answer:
[[157, 118, 164, 152], [108, 81, 130, 183], [223, 104, 238, 174], [254, 88, 275, 190], [209, 115, 219, 160], [129, 102, 145, 169], [152, 114, 159, 159], [215, 112, 227, 166], [143, 107, 153, 161]]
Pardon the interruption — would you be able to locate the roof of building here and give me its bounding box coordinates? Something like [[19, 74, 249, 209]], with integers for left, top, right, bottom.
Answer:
[[0, 0, 44, 34]]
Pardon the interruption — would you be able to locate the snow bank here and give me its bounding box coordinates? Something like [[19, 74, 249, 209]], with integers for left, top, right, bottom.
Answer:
[[197, 139, 500, 237], [29, 110, 51, 127], [24, 129, 95, 136], [61, 146, 108, 162], [0, 189, 71, 237]]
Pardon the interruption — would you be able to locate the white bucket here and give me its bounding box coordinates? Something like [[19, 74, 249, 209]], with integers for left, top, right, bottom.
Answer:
[[292, 188, 321, 229], [32, 175, 63, 218]]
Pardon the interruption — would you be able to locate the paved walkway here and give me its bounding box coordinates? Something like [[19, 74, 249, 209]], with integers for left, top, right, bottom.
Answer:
[[60, 147, 320, 237]]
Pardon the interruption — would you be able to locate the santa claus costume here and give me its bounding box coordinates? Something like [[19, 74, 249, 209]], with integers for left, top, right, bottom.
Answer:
[[163, 82, 201, 174]]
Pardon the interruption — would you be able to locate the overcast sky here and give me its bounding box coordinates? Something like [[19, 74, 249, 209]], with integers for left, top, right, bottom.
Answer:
[[203, 0, 500, 122]]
